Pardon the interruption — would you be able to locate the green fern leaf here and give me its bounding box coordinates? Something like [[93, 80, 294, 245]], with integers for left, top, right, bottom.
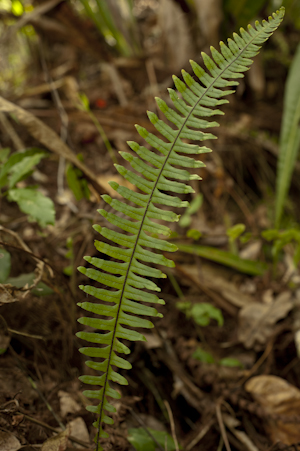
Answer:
[[77, 8, 284, 449]]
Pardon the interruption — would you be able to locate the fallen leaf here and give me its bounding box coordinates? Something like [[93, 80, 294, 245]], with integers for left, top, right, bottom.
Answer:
[[245, 375, 300, 445], [58, 390, 81, 418], [238, 291, 293, 350], [41, 427, 70, 451], [239, 240, 262, 261], [223, 414, 259, 451], [0, 96, 104, 195], [0, 283, 29, 305], [0, 431, 21, 451], [143, 332, 162, 349], [177, 263, 254, 308], [68, 417, 90, 446]]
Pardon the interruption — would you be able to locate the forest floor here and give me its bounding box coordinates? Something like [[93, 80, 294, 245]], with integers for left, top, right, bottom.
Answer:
[[1, 2, 300, 451]]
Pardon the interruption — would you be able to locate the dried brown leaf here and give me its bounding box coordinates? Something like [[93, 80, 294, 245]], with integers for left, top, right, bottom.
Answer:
[[177, 263, 254, 308], [58, 390, 81, 418], [41, 427, 70, 451], [0, 283, 29, 305], [68, 417, 90, 445], [238, 292, 293, 350], [0, 96, 104, 194], [245, 375, 300, 445], [0, 431, 21, 451]]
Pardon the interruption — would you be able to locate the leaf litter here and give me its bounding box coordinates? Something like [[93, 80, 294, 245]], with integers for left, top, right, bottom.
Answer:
[[0, 2, 300, 451]]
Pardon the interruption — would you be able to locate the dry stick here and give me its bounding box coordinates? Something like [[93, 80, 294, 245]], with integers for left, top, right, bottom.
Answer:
[[16, 411, 90, 448], [238, 338, 274, 386], [145, 58, 162, 119], [38, 39, 78, 214], [101, 63, 128, 107], [215, 402, 231, 451], [164, 400, 179, 451], [0, 315, 43, 340], [186, 418, 214, 451], [10, 343, 66, 432], [0, 111, 24, 150], [0, 96, 105, 195]]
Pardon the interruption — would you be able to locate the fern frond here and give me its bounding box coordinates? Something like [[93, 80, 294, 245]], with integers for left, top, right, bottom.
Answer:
[[77, 8, 284, 449]]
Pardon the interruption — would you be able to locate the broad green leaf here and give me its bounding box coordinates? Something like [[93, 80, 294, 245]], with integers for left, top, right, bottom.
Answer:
[[226, 223, 246, 242], [177, 243, 267, 275], [0, 148, 10, 163], [127, 428, 180, 451], [176, 301, 192, 313], [190, 303, 224, 327], [192, 347, 215, 364], [186, 229, 202, 240], [66, 164, 89, 201], [262, 228, 300, 265], [275, 42, 300, 227], [7, 187, 55, 227], [219, 357, 244, 368], [0, 248, 11, 283], [0, 148, 45, 189], [9, 152, 46, 188], [7, 273, 54, 296], [179, 193, 203, 227]]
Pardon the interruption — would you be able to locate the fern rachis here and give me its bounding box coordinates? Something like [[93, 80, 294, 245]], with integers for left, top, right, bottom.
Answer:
[[76, 8, 285, 450]]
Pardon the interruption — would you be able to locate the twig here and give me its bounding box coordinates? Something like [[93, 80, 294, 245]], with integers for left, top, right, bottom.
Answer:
[[145, 58, 162, 118], [0, 96, 105, 195], [16, 411, 90, 448], [38, 40, 78, 214], [128, 407, 165, 451], [186, 418, 214, 451], [0, 111, 24, 150], [216, 402, 231, 451], [238, 338, 274, 386], [101, 63, 128, 107], [164, 400, 179, 451]]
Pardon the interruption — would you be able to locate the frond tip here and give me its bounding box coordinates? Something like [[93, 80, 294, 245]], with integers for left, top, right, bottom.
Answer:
[[77, 7, 284, 449]]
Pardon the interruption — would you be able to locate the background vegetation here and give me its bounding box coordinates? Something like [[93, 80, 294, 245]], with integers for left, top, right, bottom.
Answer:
[[0, 1, 300, 450]]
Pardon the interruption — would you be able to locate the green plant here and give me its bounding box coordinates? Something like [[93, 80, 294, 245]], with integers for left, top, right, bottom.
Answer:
[[275, 41, 300, 227], [66, 153, 90, 202], [192, 347, 244, 368], [0, 147, 55, 228], [262, 227, 300, 266], [128, 427, 180, 451], [226, 223, 246, 254], [78, 0, 141, 57], [76, 9, 284, 449], [177, 300, 224, 327], [176, 241, 267, 275], [178, 193, 203, 228]]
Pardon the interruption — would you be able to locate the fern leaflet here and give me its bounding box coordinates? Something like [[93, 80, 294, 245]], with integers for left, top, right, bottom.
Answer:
[[77, 8, 284, 449]]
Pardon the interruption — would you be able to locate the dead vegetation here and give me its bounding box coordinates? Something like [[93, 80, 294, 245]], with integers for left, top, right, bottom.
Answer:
[[0, 1, 300, 451]]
